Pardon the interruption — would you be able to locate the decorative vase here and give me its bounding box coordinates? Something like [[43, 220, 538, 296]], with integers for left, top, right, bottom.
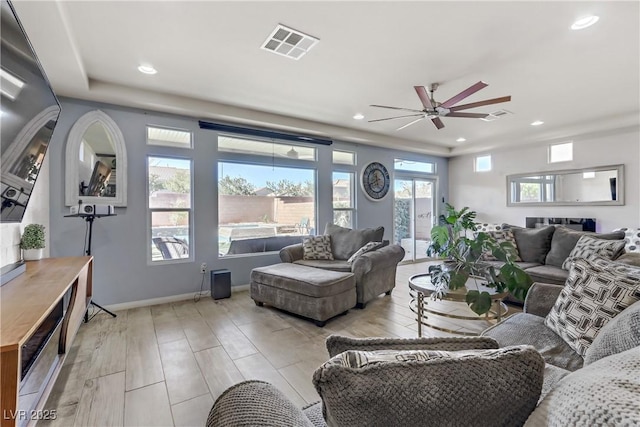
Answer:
[[23, 248, 43, 261]]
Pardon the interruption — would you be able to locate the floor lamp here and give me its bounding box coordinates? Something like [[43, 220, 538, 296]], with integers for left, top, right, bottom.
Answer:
[[65, 212, 118, 322]]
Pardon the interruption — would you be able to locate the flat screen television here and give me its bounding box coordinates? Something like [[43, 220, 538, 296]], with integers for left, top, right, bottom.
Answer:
[[1, 0, 61, 222]]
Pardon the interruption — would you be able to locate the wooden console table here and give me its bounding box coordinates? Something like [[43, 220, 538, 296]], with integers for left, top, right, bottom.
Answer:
[[1, 257, 93, 427]]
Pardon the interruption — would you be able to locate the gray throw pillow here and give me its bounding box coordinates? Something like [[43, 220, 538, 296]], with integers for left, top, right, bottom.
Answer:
[[313, 346, 544, 427], [561, 235, 626, 270], [545, 226, 624, 268], [545, 257, 640, 357], [584, 300, 640, 365], [325, 223, 384, 260], [302, 235, 334, 260], [511, 226, 556, 264]]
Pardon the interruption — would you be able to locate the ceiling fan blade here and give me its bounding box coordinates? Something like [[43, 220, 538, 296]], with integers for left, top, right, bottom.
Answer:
[[445, 112, 489, 118], [414, 86, 434, 109], [368, 114, 424, 123], [370, 104, 424, 113], [449, 96, 512, 112], [440, 81, 488, 108], [431, 117, 445, 129], [397, 117, 425, 131]]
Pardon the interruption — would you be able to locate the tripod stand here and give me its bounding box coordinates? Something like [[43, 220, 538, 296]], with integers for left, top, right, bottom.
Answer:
[[65, 213, 118, 322]]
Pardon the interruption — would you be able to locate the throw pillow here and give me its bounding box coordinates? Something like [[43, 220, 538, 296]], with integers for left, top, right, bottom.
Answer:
[[614, 227, 640, 253], [481, 230, 522, 261], [511, 226, 556, 264], [346, 241, 382, 264], [302, 235, 334, 260], [475, 223, 503, 232], [313, 346, 544, 427], [561, 234, 626, 270], [324, 223, 384, 260], [545, 226, 625, 268], [584, 300, 640, 365], [544, 257, 640, 357]]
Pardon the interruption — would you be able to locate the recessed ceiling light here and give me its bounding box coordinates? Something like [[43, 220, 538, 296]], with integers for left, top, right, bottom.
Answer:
[[456, 137, 466, 142], [531, 120, 544, 126], [138, 65, 157, 75], [353, 113, 365, 120], [571, 15, 599, 30]]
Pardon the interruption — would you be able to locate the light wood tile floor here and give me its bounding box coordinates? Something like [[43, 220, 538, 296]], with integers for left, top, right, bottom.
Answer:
[[40, 263, 518, 427]]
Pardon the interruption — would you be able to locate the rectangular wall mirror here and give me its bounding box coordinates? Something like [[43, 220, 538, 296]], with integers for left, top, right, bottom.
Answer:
[[507, 164, 624, 206]]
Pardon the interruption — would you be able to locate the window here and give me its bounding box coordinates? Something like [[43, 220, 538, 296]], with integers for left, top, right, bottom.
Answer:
[[148, 156, 192, 262], [218, 161, 316, 257], [332, 171, 355, 228], [219, 136, 316, 161], [147, 125, 193, 149], [394, 158, 435, 174], [333, 150, 355, 165], [475, 155, 492, 172], [510, 175, 555, 203], [549, 141, 573, 163]]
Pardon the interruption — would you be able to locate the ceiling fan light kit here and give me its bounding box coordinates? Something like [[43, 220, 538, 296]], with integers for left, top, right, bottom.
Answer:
[[369, 81, 512, 130]]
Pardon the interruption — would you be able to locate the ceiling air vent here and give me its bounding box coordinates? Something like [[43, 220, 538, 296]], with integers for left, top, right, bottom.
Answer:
[[261, 24, 319, 60], [480, 109, 513, 122]]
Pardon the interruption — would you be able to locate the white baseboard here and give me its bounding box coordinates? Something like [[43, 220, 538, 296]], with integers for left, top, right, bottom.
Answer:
[[103, 284, 250, 312]]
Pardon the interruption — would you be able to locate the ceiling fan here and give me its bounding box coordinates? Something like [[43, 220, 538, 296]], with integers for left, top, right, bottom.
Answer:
[[369, 81, 511, 130]]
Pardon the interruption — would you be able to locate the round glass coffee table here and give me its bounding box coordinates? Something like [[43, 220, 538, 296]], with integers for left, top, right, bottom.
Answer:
[[409, 273, 509, 337]]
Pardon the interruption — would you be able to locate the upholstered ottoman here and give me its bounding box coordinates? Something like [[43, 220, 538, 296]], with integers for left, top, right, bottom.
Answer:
[[250, 263, 356, 326]]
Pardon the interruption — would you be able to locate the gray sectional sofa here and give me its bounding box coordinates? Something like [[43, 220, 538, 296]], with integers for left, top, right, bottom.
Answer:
[[279, 223, 405, 308]]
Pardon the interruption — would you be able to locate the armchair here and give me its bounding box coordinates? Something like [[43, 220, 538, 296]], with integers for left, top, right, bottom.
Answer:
[[279, 224, 405, 307]]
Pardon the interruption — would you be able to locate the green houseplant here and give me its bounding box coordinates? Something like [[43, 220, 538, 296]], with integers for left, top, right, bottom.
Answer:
[[20, 223, 45, 261], [426, 204, 532, 315]]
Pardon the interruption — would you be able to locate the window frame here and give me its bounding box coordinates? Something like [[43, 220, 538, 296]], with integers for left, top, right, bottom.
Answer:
[[147, 155, 194, 265], [332, 170, 356, 229]]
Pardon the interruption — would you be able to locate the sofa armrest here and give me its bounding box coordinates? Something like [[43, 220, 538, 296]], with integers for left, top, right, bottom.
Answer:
[[326, 335, 499, 358], [523, 282, 564, 317], [207, 380, 314, 427], [351, 244, 405, 276], [279, 243, 304, 263]]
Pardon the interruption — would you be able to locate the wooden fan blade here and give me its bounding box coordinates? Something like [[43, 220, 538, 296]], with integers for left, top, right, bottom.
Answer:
[[431, 117, 445, 129], [446, 112, 489, 118], [368, 114, 424, 123], [449, 96, 511, 112], [370, 104, 424, 113], [440, 81, 488, 108], [397, 117, 425, 131], [414, 86, 434, 109]]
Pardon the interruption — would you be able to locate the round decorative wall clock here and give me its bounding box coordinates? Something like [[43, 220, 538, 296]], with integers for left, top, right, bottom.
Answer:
[[361, 162, 391, 201]]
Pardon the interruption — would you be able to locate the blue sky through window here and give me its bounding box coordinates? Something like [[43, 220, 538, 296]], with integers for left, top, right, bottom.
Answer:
[[218, 162, 314, 188]]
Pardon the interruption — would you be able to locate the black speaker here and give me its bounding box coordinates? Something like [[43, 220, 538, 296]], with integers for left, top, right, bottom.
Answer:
[[210, 269, 231, 300]]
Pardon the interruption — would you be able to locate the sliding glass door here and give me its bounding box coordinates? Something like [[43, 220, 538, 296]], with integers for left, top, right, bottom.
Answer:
[[394, 178, 435, 262]]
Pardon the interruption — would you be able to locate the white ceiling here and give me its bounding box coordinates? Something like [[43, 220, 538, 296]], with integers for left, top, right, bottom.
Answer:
[[12, 1, 640, 157]]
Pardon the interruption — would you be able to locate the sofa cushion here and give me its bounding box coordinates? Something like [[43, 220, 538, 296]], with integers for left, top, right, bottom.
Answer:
[[560, 234, 626, 270], [324, 223, 384, 260], [615, 252, 640, 267], [346, 241, 383, 264], [482, 230, 522, 261], [293, 259, 351, 273], [313, 345, 544, 427], [614, 227, 640, 253], [524, 346, 640, 427], [511, 226, 556, 264], [545, 257, 640, 357], [251, 264, 354, 298], [482, 312, 584, 371], [545, 226, 624, 268], [523, 265, 568, 286], [584, 300, 640, 365], [302, 235, 334, 260]]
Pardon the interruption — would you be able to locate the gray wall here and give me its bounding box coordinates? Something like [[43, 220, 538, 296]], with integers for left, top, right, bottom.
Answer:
[[49, 98, 448, 305]]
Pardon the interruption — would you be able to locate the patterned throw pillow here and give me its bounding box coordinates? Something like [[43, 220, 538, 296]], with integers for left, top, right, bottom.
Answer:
[[544, 257, 640, 356], [302, 235, 334, 260], [481, 230, 522, 262], [614, 227, 640, 253], [346, 241, 382, 264], [476, 223, 503, 233], [561, 234, 626, 270]]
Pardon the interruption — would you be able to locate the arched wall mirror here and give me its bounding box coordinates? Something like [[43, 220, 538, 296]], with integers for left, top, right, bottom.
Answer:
[[65, 110, 127, 206]]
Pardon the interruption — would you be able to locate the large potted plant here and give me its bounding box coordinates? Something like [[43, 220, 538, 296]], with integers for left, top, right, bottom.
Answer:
[[426, 204, 532, 315], [20, 224, 45, 261]]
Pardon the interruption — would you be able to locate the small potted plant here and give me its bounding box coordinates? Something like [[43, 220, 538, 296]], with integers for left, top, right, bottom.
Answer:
[[20, 224, 45, 261], [427, 204, 532, 315]]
